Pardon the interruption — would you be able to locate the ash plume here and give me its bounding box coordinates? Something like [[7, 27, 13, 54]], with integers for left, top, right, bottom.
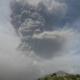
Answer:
[[10, 0, 69, 59], [0, 0, 80, 80]]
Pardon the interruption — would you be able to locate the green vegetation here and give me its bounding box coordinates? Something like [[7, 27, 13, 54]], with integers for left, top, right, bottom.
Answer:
[[38, 72, 80, 80]]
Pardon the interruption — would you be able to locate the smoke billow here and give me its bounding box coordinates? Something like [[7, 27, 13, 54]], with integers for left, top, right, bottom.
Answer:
[[10, 0, 69, 59], [0, 0, 80, 80], [10, 0, 80, 59]]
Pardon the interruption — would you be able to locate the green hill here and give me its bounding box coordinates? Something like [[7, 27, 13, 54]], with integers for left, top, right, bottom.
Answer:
[[38, 71, 80, 80]]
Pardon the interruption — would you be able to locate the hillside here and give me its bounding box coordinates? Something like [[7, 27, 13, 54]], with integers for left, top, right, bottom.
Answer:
[[38, 71, 80, 80]]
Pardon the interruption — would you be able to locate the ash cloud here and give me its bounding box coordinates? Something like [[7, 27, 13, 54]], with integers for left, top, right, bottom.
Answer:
[[10, 0, 67, 31], [10, 0, 80, 59], [10, 0, 80, 30], [23, 30, 74, 59], [10, 0, 68, 59], [0, 0, 77, 80], [9, 0, 80, 76]]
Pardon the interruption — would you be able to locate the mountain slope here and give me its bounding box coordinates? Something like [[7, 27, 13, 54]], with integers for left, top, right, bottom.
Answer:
[[38, 71, 80, 80]]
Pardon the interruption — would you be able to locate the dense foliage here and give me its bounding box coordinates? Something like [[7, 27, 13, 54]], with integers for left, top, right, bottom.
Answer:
[[38, 73, 80, 80]]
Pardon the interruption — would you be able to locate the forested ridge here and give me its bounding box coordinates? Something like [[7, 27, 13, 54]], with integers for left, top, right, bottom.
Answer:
[[38, 71, 80, 80]]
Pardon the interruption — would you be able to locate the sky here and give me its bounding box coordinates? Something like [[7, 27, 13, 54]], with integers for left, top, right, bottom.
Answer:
[[0, 0, 80, 80]]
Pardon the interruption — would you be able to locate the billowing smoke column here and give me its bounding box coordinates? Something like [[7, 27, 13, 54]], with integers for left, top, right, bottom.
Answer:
[[10, 0, 67, 31], [10, 0, 77, 59], [0, 0, 80, 80]]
